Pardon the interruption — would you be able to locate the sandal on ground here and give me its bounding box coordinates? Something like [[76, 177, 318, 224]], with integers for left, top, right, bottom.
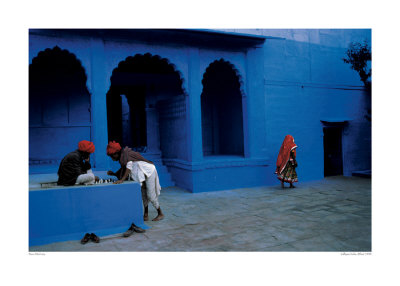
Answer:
[[131, 223, 145, 233], [81, 233, 91, 244], [90, 233, 100, 243]]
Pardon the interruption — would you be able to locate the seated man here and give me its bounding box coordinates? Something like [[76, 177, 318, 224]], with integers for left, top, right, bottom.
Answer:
[[106, 141, 164, 232], [57, 140, 99, 186]]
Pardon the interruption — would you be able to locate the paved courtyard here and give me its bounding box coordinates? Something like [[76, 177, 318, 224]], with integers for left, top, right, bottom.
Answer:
[[29, 176, 371, 252]]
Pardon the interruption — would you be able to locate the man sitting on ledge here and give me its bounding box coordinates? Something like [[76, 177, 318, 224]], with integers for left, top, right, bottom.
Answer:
[[106, 141, 164, 226], [57, 140, 99, 186]]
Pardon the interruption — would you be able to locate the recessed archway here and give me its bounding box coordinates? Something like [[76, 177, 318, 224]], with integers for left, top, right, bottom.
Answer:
[[106, 53, 187, 161], [29, 46, 91, 166], [201, 59, 245, 156]]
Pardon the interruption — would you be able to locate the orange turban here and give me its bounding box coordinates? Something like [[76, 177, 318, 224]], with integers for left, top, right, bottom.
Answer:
[[107, 141, 122, 155], [78, 140, 95, 153]]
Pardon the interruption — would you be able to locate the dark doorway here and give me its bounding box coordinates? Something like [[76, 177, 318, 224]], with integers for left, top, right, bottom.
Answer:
[[323, 127, 343, 176], [107, 86, 147, 149], [107, 53, 185, 157], [201, 59, 244, 156], [127, 86, 147, 148]]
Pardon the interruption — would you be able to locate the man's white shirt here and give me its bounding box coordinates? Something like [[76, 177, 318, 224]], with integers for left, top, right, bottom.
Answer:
[[126, 161, 155, 184]]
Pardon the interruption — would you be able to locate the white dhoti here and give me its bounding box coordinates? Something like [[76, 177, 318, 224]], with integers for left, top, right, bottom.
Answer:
[[127, 161, 162, 210], [141, 168, 161, 209], [75, 169, 95, 185]]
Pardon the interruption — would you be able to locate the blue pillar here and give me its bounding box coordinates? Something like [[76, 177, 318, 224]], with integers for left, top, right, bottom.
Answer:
[[90, 39, 109, 170], [186, 48, 203, 163], [246, 46, 267, 159]]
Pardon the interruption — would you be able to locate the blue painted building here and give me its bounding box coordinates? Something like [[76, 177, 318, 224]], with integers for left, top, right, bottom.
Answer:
[[29, 29, 371, 192]]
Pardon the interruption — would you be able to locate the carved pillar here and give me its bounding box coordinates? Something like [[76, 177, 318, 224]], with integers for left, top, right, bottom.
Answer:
[[186, 48, 203, 162], [89, 38, 109, 169]]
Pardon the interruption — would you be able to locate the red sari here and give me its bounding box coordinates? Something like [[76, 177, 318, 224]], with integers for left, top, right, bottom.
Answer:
[[275, 135, 298, 183]]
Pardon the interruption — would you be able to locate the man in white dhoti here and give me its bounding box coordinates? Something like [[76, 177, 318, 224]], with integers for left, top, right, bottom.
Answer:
[[106, 141, 164, 236]]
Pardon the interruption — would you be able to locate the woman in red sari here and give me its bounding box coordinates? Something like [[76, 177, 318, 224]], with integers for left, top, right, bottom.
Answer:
[[275, 135, 298, 189]]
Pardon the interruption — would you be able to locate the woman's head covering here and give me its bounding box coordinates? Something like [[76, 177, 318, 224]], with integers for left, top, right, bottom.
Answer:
[[78, 140, 95, 153], [275, 135, 297, 175], [107, 141, 122, 155]]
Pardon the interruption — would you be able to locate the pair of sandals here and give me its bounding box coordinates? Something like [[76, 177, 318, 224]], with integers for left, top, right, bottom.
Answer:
[[81, 233, 100, 244]]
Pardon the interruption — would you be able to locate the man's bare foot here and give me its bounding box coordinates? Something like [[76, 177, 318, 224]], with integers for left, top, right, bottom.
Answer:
[[290, 184, 296, 188], [144, 214, 149, 221], [152, 214, 164, 221]]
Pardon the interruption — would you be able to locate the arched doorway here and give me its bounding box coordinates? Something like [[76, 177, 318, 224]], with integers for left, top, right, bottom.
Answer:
[[29, 46, 91, 168], [201, 59, 244, 156], [107, 53, 187, 163]]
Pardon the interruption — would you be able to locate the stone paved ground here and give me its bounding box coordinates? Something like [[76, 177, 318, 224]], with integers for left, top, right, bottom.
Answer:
[[29, 176, 371, 252]]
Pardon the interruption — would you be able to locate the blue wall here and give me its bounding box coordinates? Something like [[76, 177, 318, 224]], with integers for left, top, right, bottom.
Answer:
[[263, 31, 371, 178], [29, 29, 371, 193]]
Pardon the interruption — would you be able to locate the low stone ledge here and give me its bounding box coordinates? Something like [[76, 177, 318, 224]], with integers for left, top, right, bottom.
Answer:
[[29, 181, 145, 246]]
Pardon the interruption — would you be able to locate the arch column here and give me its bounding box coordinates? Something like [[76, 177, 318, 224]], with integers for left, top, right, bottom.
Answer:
[[89, 39, 109, 169], [186, 48, 203, 163]]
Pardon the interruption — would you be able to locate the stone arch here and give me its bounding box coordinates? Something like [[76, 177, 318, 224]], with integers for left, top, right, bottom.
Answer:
[[110, 53, 187, 94], [201, 58, 245, 156], [106, 53, 188, 162], [29, 46, 91, 166]]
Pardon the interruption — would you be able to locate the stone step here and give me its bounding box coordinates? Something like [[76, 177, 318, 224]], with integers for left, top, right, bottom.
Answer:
[[153, 165, 175, 187], [157, 173, 175, 188], [352, 170, 371, 178], [153, 164, 169, 174], [142, 154, 175, 187]]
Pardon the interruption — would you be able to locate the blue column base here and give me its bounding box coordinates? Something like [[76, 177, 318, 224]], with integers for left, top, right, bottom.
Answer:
[[165, 157, 272, 193]]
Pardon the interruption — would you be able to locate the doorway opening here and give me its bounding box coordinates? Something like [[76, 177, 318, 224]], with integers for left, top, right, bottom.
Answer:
[[323, 126, 344, 176], [107, 85, 147, 149], [106, 53, 186, 160]]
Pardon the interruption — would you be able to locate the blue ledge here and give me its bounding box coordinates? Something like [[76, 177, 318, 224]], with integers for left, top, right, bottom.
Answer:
[[29, 181, 146, 246]]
